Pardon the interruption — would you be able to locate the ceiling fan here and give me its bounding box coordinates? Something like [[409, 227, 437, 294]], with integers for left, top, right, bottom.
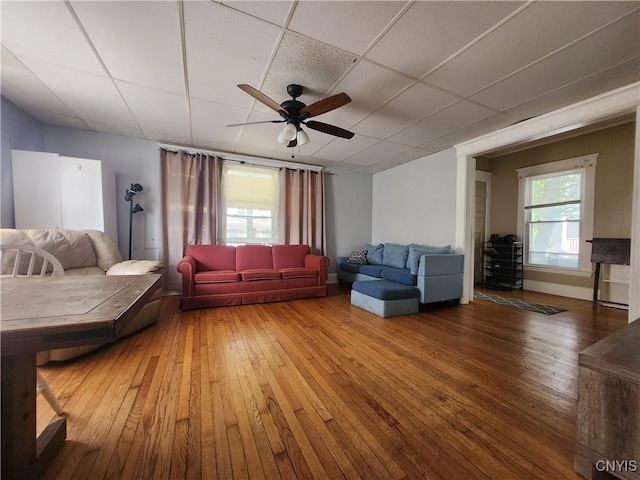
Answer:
[[228, 84, 355, 147]]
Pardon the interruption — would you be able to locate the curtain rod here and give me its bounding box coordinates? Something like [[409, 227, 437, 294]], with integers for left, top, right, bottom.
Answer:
[[158, 142, 324, 172]]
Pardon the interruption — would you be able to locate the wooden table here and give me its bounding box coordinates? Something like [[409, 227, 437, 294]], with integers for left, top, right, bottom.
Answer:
[[1, 274, 162, 480], [575, 318, 640, 480]]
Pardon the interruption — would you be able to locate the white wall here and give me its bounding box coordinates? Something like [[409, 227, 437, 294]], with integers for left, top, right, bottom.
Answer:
[[1, 97, 44, 228], [325, 170, 373, 267], [43, 126, 161, 261], [372, 148, 458, 247]]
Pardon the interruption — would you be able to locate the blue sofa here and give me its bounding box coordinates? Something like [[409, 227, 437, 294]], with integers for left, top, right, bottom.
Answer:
[[338, 243, 464, 305]]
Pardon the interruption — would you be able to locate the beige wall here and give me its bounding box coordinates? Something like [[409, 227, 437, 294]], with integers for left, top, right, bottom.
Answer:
[[478, 122, 635, 289]]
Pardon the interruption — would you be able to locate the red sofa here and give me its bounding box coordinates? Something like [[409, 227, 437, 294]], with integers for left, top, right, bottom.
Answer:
[[176, 244, 330, 309]]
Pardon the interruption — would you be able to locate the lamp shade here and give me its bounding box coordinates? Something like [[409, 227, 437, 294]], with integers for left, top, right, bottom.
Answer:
[[297, 129, 310, 146], [277, 123, 297, 143]]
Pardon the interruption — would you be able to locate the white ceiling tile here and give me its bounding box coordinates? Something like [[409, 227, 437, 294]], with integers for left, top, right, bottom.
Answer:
[[366, 1, 524, 78], [70, 1, 185, 95], [471, 11, 640, 111], [83, 121, 145, 139], [184, 2, 282, 107], [426, 2, 640, 97], [259, 31, 357, 110], [351, 82, 460, 139], [21, 59, 137, 126], [1, 1, 104, 75], [338, 140, 410, 167], [311, 134, 377, 162], [288, 1, 407, 55], [217, 1, 293, 27], [0, 47, 85, 126], [389, 100, 496, 147], [319, 60, 414, 130], [190, 98, 251, 148], [116, 81, 190, 138]]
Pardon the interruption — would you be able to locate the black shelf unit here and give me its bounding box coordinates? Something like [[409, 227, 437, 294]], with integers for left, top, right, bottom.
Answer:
[[483, 241, 523, 290]]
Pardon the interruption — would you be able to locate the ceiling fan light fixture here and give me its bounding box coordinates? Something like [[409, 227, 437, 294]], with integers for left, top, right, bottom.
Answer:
[[277, 123, 297, 143], [297, 128, 310, 146]]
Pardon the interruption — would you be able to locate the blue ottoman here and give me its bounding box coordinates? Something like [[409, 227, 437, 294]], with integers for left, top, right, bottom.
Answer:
[[351, 280, 420, 318]]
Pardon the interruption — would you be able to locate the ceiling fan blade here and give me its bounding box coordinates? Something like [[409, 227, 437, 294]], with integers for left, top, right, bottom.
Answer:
[[238, 84, 286, 114], [300, 92, 351, 118], [305, 120, 354, 139], [227, 119, 285, 127]]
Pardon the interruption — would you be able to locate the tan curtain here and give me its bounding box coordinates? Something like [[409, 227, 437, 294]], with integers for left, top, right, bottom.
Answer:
[[279, 168, 326, 255], [159, 149, 222, 290]]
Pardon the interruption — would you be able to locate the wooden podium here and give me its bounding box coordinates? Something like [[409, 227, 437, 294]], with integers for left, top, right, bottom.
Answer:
[[588, 238, 631, 306]]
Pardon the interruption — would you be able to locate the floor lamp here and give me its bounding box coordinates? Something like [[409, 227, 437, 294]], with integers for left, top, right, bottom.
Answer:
[[125, 183, 143, 260]]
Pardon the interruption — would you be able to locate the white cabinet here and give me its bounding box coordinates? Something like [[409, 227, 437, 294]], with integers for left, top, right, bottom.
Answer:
[[12, 150, 117, 241]]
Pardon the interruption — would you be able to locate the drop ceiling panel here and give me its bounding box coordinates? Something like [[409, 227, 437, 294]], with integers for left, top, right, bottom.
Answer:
[[288, 1, 407, 55], [471, 11, 640, 111], [116, 81, 190, 138], [70, 1, 185, 95], [390, 100, 497, 147], [319, 60, 414, 130], [0, 48, 86, 128], [216, 1, 293, 27], [311, 134, 377, 162], [184, 1, 282, 107], [0, 1, 104, 75], [190, 98, 250, 151], [425, 2, 640, 97], [351, 82, 460, 139], [21, 59, 137, 126], [365, 1, 525, 78], [234, 110, 288, 156], [339, 140, 410, 167], [259, 31, 358, 111]]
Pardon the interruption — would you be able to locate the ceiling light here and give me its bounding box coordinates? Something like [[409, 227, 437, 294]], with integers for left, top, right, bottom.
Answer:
[[277, 123, 297, 143], [297, 129, 310, 146]]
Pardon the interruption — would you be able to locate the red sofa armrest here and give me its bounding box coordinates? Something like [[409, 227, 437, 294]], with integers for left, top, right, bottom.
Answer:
[[176, 255, 196, 297], [305, 254, 330, 285]]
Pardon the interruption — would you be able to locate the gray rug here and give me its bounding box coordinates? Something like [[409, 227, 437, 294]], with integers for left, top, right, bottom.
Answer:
[[474, 291, 567, 315]]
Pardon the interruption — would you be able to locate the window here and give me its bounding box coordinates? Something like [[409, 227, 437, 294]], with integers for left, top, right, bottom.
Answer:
[[221, 164, 279, 245], [517, 154, 597, 274]]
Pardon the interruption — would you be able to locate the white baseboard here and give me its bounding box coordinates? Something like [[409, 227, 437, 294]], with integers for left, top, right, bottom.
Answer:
[[327, 273, 339, 284], [523, 280, 593, 301]]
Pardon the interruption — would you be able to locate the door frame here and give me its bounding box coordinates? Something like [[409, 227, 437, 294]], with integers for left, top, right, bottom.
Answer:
[[454, 82, 640, 322]]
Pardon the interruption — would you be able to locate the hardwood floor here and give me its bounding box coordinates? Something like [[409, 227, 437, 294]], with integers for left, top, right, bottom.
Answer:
[[36, 284, 629, 479]]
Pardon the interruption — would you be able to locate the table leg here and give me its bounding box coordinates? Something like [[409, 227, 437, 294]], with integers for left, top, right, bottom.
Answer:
[[592, 262, 601, 307], [1, 353, 66, 479]]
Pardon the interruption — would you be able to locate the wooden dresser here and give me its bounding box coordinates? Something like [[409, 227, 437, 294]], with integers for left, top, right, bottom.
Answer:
[[575, 318, 640, 480]]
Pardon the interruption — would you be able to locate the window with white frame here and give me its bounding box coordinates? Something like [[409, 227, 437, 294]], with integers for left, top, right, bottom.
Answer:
[[516, 154, 597, 274], [221, 164, 279, 245]]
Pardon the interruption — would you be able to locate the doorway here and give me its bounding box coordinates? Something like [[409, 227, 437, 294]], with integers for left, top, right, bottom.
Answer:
[[474, 171, 491, 285]]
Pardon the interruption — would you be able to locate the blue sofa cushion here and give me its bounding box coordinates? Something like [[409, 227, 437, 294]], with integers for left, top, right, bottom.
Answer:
[[407, 243, 453, 274], [353, 280, 420, 300], [365, 244, 384, 265], [339, 261, 362, 273], [381, 268, 417, 286], [359, 264, 386, 278], [382, 243, 409, 269]]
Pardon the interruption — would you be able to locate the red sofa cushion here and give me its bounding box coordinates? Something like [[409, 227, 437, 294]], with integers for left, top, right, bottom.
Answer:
[[240, 269, 282, 281], [185, 245, 236, 271], [236, 245, 273, 271], [194, 270, 240, 284], [272, 244, 310, 269], [279, 267, 318, 279]]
